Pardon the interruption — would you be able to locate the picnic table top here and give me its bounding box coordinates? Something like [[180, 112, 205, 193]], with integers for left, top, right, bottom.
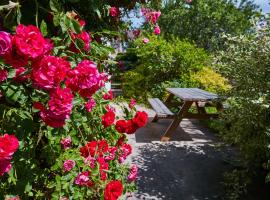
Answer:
[[166, 88, 220, 102]]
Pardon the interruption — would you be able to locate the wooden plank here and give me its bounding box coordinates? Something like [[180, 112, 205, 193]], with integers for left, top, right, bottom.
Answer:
[[148, 98, 174, 117], [166, 88, 220, 101]]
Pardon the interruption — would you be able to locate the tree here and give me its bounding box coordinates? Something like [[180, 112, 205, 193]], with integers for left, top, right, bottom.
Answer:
[[157, 0, 260, 51]]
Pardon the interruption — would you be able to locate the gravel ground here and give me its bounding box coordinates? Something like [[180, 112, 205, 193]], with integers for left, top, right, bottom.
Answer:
[[113, 103, 236, 200]]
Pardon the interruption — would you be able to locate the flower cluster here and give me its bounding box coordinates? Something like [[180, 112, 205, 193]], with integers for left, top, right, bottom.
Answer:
[[115, 111, 148, 134], [141, 8, 161, 35], [109, 7, 120, 18], [0, 134, 19, 176]]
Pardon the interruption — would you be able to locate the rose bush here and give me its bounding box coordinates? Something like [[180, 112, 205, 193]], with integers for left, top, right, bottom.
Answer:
[[0, 3, 148, 199]]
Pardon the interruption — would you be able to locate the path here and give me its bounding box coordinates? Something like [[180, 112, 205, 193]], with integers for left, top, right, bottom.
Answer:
[[121, 104, 237, 200]]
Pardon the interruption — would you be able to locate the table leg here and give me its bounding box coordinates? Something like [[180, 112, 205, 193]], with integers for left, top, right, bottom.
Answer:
[[195, 102, 207, 114], [161, 101, 193, 142]]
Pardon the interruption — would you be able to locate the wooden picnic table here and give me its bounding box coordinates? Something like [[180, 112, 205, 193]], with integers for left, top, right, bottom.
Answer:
[[148, 88, 224, 142]]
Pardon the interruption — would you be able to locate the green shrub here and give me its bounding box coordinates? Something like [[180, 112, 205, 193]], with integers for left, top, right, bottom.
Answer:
[[123, 35, 230, 101], [215, 25, 270, 196]]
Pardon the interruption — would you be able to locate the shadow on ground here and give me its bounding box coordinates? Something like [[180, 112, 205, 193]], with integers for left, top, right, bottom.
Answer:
[[129, 118, 236, 200]]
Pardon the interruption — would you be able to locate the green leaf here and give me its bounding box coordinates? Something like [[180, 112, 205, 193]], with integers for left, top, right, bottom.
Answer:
[[40, 20, 48, 36], [8, 68, 16, 78], [50, 0, 61, 12], [95, 9, 102, 19], [71, 19, 82, 34]]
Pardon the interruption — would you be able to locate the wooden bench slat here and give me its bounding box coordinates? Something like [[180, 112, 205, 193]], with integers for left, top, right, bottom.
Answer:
[[148, 98, 174, 117]]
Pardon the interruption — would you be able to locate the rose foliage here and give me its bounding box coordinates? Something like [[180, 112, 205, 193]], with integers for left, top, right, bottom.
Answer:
[[0, 3, 148, 200]]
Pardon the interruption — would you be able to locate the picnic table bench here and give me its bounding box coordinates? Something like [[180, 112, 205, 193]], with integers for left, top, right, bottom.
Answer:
[[148, 88, 224, 142]]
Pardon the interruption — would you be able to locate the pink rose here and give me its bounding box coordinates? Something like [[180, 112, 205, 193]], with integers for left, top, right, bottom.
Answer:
[[74, 171, 94, 187], [4, 196, 20, 200], [3, 49, 28, 68], [104, 147, 117, 162], [32, 56, 70, 90], [85, 98, 96, 112], [63, 160, 75, 172], [103, 90, 113, 100], [109, 7, 120, 17], [61, 137, 72, 150], [13, 25, 53, 60], [128, 164, 138, 182], [154, 26, 161, 35], [0, 70, 8, 82], [0, 158, 12, 176], [70, 31, 91, 53], [0, 31, 12, 57], [65, 60, 107, 98], [186, 0, 192, 4], [0, 134, 19, 158], [13, 67, 29, 83], [142, 38, 149, 44]]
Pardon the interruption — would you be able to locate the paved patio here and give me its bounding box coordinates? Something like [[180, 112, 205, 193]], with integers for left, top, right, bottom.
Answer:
[[124, 104, 237, 200]]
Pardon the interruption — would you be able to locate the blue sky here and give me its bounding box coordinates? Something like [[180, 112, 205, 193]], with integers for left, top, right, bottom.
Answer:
[[255, 0, 270, 13]]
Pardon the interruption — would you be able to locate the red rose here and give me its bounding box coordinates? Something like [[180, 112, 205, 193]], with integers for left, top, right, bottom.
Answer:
[[32, 56, 70, 90], [103, 90, 113, 100], [115, 120, 128, 133], [13, 24, 52, 60], [0, 158, 12, 176], [97, 157, 109, 180], [13, 67, 29, 83], [104, 180, 123, 200], [109, 7, 120, 18], [132, 111, 148, 128], [80, 140, 109, 158], [125, 120, 137, 134], [3, 48, 28, 68], [0, 70, 8, 82], [0, 134, 19, 158], [102, 111, 115, 128]]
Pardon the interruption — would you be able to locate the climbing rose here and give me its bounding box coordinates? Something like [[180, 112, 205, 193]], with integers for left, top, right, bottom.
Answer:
[[32, 56, 70, 90], [48, 88, 73, 118], [125, 120, 138, 134], [0, 134, 19, 158], [80, 140, 109, 158], [85, 98, 96, 112], [102, 110, 115, 128], [129, 98, 136, 109], [38, 88, 73, 128], [0, 158, 12, 176], [103, 90, 113, 100], [150, 11, 161, 24], [115, 120, 128, 133], [154, 26, 161, 35], [133, 111, 148, 128], [74, 171, 94, 187], [63, 160, 75, 172], [0, 70, 8, 82], [13, 67, 29, 83], [70, 31, 91, 52], [3, 49, 28, 68], [104, 180, 123, 200], [61, 137, 72, 150], [186, 0, 192, 3], [13, 24, 53, 59], [104, 147, 117, 162], [0, 31, 12, 57], [65, 60, 106, 98], [128, 165, 138, 182], [118, 143, 132, 163], [97, 157, 109, 180], [109, 7, 120, 17], [142, 38, 149, 44]]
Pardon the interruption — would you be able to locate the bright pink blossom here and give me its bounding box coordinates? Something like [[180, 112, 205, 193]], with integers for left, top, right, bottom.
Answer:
[[97, 157, 109, 180], [128, 165, 138, 182], [70, 31, 91, 52], [13, 67, 29, 83], [74, 171, 94, 187], [109, 7, 120, 17], [0, 31, 12, 57], [85, 98, 96, 112], [63, 160, 75, 172], [13, 24, 53, 60], [65, 60, 107, 98], [129, 98, 136, 109], [0, 134, 19, 158], [32, 56, 70, 90], [142, 38, 149, 44], [61, 137, 72, 150], [104, 147, 117, 162], [154, 26, 161, 35]]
